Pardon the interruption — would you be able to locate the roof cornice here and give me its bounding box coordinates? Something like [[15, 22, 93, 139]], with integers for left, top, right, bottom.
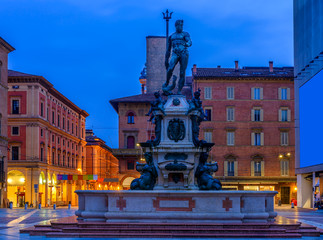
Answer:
[[0, 37, 15, 53]]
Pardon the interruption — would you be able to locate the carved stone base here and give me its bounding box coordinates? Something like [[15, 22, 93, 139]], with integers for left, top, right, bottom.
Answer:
[[75, 190, 277, 223]]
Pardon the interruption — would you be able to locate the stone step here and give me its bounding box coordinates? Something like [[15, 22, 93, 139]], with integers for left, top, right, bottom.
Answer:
[[76, 222, 300, 230], [286, 229, 321, 237], [62, 226, 288, 234], [27, 228, 62, 236], [45, 232, 303, 238]]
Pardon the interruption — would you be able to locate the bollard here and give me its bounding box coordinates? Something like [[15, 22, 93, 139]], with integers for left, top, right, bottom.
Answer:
[[38, 203, 41, 209], [291, 202, 295, 208], [24, 203, 28, 210], [53, 204, 56, 210], [9, 202, 13, 209]]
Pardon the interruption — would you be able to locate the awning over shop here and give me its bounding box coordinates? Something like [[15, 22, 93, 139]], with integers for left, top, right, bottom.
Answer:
[[57, 174, 119, 182]]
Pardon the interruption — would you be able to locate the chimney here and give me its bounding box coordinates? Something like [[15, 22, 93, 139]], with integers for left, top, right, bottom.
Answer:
[[269, 61, 273, 72], [192, 64, 197, 75], [235, 61, 239, 71]]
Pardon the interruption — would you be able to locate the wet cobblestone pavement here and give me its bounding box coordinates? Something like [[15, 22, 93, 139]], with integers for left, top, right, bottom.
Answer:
[[0, 205, 323, 239]]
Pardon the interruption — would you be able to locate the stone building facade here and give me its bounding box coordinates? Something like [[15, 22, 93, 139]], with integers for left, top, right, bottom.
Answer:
[[85, 130, 119, 190], [193, 62, 296, 204], [7, 70, 88, 207], [0, 37, 15, 207]]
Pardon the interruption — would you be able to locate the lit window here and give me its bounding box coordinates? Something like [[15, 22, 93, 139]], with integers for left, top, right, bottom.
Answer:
[[12, 100, 20, 114], [227, 107, 234, 121], [204, 87, 212, 100], [127, 112, 135, 124], [227, 87, 234, 100]]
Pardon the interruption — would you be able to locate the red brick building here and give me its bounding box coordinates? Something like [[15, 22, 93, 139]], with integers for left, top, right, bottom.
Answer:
[[111, 60, 295, 202], [193, 62, 295, 204], [85, 130, 119, 190], [0, 37, 15, 207], [7, 70, 89, 207]]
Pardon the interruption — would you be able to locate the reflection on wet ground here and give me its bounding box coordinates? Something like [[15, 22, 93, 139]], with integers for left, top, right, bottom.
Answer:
[[0, 205, 323, 239]]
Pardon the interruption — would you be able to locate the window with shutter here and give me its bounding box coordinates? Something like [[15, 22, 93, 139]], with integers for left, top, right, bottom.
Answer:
[[227, 131, 235, 146], [227, 87, 234, 99], [204, 87, 212, 99], [204, 131, 212, 142], [227, 107, 234, 121]]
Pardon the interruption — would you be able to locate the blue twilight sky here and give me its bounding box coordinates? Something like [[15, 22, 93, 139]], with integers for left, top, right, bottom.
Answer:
[[0, 0, 293, 148]]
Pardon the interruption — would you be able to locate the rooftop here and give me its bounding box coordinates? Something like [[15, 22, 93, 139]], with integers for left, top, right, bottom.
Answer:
[[8, 70, 89, 117], [109, 86, 192, 112], [194, 66, 294, 79]]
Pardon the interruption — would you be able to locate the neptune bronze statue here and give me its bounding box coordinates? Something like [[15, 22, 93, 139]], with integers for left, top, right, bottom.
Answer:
[[163, 19, 192, 95]]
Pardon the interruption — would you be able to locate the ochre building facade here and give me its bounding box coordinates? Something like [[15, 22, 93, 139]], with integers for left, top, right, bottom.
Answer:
[[0, 37, 15, 207], [85, 130, 119, 190], [7, 70, 88, 207]]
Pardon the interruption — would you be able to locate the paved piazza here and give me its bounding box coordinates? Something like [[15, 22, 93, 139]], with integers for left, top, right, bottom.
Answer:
[[0, 206, 323, 239]]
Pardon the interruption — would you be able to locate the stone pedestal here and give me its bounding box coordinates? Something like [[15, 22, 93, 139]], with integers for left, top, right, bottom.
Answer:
[[75, 190, 277, 223], [141, 95, 207, 190]]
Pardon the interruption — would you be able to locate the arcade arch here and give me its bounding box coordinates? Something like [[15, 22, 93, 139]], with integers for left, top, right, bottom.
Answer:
[[7, 170, 25, 207]]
